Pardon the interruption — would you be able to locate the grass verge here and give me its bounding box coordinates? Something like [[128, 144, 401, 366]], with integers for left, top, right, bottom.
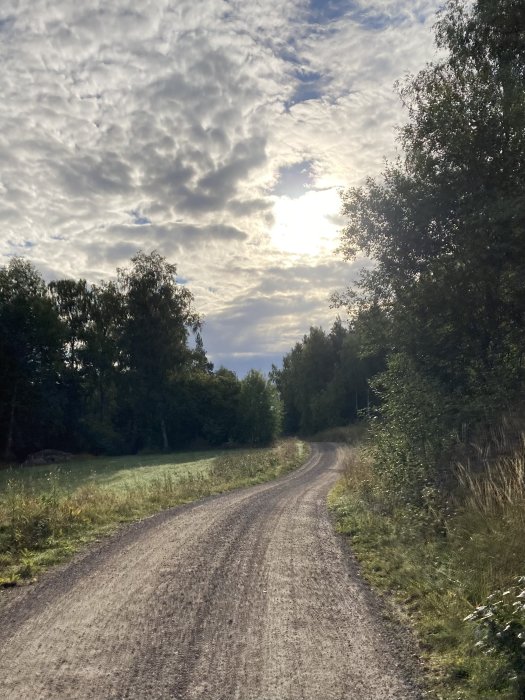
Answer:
[[329, 446, 525, 700], [0, 439, 308, 587]]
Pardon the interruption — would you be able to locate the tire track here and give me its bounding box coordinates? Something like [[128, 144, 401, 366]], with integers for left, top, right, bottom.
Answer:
[[0, 444, 421, 699]]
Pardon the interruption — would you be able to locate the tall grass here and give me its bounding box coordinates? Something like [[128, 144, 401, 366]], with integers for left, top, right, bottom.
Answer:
[[456, 447, 525, 515], [0, 440, 307, 586], [330, 439, 525, 699]]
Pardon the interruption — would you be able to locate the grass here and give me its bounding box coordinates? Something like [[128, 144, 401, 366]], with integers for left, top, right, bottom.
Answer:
[[0, 439, 308, 587], [0, 450, 222, 494], [329, 444, 525, 699]]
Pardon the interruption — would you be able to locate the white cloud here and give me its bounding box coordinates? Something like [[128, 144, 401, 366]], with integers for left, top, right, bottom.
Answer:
[[0, 0, 443, 373]]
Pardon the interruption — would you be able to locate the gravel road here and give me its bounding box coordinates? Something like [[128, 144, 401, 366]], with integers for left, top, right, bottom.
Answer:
[[0, 443, 421, 699]]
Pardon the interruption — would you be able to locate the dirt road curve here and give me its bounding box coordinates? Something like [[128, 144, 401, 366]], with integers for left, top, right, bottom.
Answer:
[[0, 443, 421, 700]]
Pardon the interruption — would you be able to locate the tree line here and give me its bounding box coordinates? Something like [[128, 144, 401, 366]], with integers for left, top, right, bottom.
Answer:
[[0, 251, 281, 460], [271, 321, 382, 436]]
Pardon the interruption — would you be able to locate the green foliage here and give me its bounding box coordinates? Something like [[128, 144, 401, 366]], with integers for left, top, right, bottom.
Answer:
[[465, 579, 525, 697], [274, 321, 382, 436], [371, 353, 454, 502], [117, 250, 200, 451], [236, 370, 282, 446]]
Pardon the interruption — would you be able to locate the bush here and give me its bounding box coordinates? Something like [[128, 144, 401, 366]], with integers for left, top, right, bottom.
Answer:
[[371, 353, 454, 504]]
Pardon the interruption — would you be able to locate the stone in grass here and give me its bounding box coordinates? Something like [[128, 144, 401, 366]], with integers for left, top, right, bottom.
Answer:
[[21, 449, 74, 467]]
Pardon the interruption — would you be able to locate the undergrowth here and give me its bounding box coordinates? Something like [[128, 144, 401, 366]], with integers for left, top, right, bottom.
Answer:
[[329, 442, 525, 699], [307, 422, 368, 444], [0, 439, 307, 587]]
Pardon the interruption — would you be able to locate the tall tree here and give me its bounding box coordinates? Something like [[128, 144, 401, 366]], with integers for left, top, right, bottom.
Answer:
[[236, 370, 282, 446], [118, 251, 200, 451], [0, 258, 64, 459]]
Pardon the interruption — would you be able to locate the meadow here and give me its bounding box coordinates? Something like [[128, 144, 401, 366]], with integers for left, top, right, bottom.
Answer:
[[0, 439, 308, 586]]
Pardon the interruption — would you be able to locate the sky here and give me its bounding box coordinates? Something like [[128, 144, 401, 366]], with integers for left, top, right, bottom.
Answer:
[[0, 0, 443, 376]]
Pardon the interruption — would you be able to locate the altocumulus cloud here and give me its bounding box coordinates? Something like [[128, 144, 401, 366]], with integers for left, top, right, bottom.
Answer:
[[0, 0, 442, 373]]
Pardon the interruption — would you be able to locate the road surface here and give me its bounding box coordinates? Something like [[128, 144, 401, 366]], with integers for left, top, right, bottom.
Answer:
[[0, 443, 421, 699]]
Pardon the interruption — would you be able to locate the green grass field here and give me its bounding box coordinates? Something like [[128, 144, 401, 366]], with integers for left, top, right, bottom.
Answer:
[[0, 450, 226, 495], [0, 440, 308, 587]]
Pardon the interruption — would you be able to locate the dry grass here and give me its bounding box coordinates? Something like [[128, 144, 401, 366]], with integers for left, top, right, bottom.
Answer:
[[456, 444, 525, 516], [341, 447, 374, 488]]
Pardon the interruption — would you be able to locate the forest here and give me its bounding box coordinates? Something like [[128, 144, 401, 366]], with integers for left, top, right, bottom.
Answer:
[[0, 251, 281, 460]]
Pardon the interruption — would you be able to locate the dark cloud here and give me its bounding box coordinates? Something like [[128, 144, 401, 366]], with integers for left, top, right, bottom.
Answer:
[[198, 136, 267, 200], [227, 198, 273, 217], [59, 153, 133, 197], [91, 223, 249, 269]]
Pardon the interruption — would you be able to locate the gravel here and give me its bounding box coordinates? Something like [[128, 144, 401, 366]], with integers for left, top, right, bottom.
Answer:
[[0, 443, 421, 699]]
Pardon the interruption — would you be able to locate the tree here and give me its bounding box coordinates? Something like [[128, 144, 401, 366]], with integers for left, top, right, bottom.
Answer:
[[274, 322, 381, 436], [0, 258, 64, 459], [118, 251, 200, 451], [48, 279, 91, 371], [236, 370, 282, 446], [198, 367, 240, 445]]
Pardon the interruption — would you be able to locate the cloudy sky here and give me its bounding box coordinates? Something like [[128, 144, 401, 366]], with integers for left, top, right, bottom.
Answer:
[[0, 0, 443, 375]]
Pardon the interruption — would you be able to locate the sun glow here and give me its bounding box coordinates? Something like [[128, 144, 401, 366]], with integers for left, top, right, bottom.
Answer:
[[270, 188, 342, 257]]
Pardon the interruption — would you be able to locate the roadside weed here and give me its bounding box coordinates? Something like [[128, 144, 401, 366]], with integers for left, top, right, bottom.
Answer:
[[329, 445, 525, 699]]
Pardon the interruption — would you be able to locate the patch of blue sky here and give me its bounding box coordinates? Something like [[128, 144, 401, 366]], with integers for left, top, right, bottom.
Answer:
[[308, 0, 350, 24], [9, 239, 34, 249], [130, 210, 151, 225], [272, 160, 314, 199], [0, 16, 15, 33], [285, 68, 327, 109], [307, 0, 412, 30]]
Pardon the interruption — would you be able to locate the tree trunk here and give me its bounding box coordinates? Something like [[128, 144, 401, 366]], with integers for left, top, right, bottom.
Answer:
[[4, 382, 18, 461], [160, 415, 169, 452]]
